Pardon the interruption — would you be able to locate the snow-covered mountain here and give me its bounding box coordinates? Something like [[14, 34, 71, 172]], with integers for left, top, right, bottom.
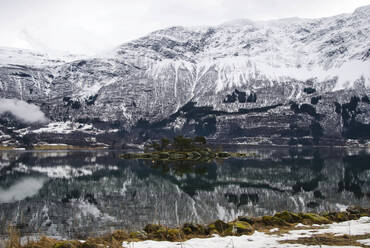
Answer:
[[0, 47, 85, 67], [1, 5, 370, 146]]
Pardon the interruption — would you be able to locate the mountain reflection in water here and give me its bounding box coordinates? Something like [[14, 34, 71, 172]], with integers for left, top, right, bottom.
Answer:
[[0, 147, 369, 239]]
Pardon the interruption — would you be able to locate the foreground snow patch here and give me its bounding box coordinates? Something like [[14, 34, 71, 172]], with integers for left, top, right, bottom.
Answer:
[[122, 217, 370, 248], [358, 239, 370, 245]]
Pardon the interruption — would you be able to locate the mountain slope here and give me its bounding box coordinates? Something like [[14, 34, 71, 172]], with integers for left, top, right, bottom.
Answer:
[[1, 5, 370, 146]]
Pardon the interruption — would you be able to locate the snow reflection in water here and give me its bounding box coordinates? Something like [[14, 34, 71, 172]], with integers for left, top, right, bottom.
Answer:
[[0, 147, 369, 238]]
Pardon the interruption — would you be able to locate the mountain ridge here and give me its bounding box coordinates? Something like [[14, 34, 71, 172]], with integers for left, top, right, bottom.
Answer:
[[0, 6, 370, 147]]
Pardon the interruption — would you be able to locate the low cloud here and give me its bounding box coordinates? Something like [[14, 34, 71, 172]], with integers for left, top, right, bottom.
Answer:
[[0, 98, 48, 123]]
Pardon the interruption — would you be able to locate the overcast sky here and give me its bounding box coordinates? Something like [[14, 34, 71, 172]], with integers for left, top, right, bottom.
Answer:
[[0, 0, 369, 55]]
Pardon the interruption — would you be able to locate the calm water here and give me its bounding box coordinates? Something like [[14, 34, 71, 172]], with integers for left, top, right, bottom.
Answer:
[[0, 147, 369, 238]]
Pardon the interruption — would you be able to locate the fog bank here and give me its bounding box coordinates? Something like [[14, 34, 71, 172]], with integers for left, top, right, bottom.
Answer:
[[0, 98, 48, 123]]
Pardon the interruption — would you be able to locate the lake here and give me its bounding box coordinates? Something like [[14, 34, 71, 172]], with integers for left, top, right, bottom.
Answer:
[[0, 147, 369, 239]]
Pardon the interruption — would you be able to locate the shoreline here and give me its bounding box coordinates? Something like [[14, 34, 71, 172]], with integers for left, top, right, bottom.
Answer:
[[1, 144, 370, 152], [2, 207, 369, 248]]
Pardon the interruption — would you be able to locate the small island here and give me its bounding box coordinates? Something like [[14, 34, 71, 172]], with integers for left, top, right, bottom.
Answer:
[[120, 136, 254, 161]]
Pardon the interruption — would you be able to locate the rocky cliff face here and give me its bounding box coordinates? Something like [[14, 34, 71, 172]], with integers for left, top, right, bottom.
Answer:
[[1, 5, 370, 146]]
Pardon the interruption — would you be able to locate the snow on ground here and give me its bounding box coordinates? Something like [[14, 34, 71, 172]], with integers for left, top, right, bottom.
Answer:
[[30, 121, 119, 136], [197, 56, 370, 93], [358, 239, 370, 245], [287, 217, 370, 237], [32, 121, 104, 135], [122, 217, 370, 248], [0, 47, 86, 67]]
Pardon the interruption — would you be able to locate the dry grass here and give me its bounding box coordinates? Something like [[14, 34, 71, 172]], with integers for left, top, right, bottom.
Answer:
[[32, 145, 107, 150], [0, 146, 16, 151], [33, 145, 75, 150], [23, 237, 82, 248], [5, 226, 21, 248], [280, 233, 370, 247], [3, 207, 369, 248]]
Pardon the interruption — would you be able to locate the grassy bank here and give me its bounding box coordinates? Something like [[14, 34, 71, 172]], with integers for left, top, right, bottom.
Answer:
[[33, 145, 108, 150], [0, 146, 16, 151], [3, 207, 369, 248]]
